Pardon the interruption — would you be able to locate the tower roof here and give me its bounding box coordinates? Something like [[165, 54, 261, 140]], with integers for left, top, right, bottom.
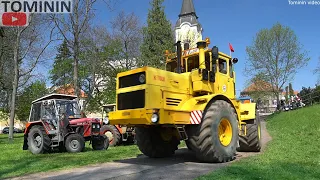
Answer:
[[179, 0, 197, 18], [175, 0, 201, 31]]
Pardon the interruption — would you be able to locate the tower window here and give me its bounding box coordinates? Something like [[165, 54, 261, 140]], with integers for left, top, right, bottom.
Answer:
[[184, 43, 190, 50]]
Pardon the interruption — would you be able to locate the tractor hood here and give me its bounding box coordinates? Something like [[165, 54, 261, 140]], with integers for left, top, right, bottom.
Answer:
[[69, 118, 100, 125]]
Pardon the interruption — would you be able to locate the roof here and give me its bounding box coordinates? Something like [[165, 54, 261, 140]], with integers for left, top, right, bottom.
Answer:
[[32, 93, 77, 104], [175, 0, 202, 31], [281, 91, 299, 96], [180, 0, 196, 17], [242, 80, 280, 93], [54, 84, 87, 98]]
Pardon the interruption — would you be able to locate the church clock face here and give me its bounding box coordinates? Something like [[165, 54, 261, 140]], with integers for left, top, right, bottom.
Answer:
[[181, 24, 190, 32]]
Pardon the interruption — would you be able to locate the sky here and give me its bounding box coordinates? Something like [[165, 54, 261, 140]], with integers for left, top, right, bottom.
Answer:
[[39, 0, 320, 96]]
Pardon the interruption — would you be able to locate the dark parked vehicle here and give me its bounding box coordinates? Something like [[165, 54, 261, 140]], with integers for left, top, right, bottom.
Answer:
[[2, 127, 23, 134]]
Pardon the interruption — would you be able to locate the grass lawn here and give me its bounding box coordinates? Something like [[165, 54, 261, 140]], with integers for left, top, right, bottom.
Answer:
[[0, 134, 140, 179], [0, 133, 187, 179], [198, 105, 320, 180]]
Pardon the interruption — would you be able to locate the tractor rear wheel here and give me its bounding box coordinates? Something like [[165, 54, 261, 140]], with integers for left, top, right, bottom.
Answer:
[[65, 134, 85, 153], [101, 125, 121, 146], [195, 100, 238, 163], [27, 125, 51, 154], [135, 126, 180, 158], [237, 113, 262, 152], [92, 135, 109, 150]]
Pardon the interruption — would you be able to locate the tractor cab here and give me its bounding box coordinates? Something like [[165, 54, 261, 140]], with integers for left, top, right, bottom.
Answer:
[[164, 38, 239, 98]]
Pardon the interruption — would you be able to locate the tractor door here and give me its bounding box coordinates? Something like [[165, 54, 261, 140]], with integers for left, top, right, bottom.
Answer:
[[228, 61, 236, 99], [217, 58, 230, 95]]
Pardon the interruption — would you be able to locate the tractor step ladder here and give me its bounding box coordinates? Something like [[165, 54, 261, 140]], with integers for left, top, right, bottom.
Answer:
[[51, 136, 59, 148], [176, 125, 188, 140]]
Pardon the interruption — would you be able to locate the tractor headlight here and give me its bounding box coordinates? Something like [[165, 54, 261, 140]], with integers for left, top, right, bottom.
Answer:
[[151, 113, 159, 123], [93, 124, 96, 128], [97, 124, 100, 128], [139, 74, 146, 83]]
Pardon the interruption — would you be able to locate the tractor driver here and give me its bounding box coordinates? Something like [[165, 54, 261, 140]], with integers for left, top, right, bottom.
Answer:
[[219, 60, 227, 74]]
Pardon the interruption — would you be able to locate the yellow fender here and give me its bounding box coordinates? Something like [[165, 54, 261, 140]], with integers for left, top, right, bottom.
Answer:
[[181, 94, 256, 125]]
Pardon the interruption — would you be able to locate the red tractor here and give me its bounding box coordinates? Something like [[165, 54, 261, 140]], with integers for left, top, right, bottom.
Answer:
[[101, 104, 135, 146], [23, 94, 109, 154]]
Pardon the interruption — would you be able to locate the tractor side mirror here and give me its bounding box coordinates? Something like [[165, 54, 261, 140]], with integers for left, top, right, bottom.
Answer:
[[232, 58, 238, 64]]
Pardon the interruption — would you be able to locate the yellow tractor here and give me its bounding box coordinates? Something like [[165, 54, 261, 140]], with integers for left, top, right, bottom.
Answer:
[[108, 38, 261, 163]]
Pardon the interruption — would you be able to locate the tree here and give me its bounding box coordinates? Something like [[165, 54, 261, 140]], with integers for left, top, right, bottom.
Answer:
[[285, 86, 289, 102], [245, 23, 310, 104], [51, 0, 117, 100], [289, 83, 294, 96], [140, 0, 175, 68], [7, 14, 56, 141], [51, 0, 97, 100], [16, 81, 48, 121], [79, 12, 142, 112], [49, 40, 73, 88], [314, 57, 320, 85]]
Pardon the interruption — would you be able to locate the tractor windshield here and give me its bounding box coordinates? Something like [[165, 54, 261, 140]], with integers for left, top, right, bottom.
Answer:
[[56, 100, 81, 119]]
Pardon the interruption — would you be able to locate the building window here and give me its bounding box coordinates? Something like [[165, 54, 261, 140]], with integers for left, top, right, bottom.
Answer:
[[184, 43, 189, 50]]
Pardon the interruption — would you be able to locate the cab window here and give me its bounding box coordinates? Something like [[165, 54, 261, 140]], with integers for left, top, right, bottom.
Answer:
[[187, 55, 199, 72], [30, 103, 41, 122], [218, 59, 227, 74], [166, 60, 177, 72]]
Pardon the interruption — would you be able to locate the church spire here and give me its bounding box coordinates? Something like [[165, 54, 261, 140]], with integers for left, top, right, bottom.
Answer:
[[179, 0, 198, 18], [175, 0, 203, 50]]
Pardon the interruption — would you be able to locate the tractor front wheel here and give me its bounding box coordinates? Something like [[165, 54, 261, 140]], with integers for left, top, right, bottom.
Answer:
[[135, 126, 180, 158], [101, 125, 121, 146], [65, 134, 85, 153], [237, 113, 262, 152], [92, 135, 109, 150], [195, 100, 238, 163], [27, 125, 51, 154]]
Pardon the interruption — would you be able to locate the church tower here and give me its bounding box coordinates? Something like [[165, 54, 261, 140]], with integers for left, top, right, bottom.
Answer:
[[175, 0, 203, 50]]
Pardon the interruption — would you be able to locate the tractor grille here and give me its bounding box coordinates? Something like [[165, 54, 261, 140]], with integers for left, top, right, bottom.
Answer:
[[118, 90, 145, 110], [119, 72, 146, 88], [91, 123, 100, 133], [166, 98, 182, 106]]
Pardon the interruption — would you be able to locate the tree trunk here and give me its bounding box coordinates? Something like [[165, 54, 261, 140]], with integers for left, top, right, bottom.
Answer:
[[9, 30, 21, 142], [73, 0, 80, 100]]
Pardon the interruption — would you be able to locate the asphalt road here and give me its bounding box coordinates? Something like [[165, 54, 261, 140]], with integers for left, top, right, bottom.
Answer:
[[10, 118, 271, 180]]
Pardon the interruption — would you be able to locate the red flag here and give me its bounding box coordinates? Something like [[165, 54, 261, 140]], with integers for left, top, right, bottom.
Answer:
[[229, 43, 234, 52]]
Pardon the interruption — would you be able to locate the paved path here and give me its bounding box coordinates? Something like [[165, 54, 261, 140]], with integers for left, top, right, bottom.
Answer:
[[9, 119, 272, 180]]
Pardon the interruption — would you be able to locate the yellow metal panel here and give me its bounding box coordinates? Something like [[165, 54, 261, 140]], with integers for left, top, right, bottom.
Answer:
[[239, 103, 256, 120]]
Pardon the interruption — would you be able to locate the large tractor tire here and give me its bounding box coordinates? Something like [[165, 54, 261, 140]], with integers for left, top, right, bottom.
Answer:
[[92, 135, 109, 150], [237, 113, 262, 152], [101, 125, 121, 146], [135, 126, 180, 158], [195, 100, 239, 163], [65, 134, 85, 153], [27, 125, 51, 154]]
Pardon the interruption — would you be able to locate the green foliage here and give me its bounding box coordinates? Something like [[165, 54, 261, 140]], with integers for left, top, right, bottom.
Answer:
[[16, 81, 48, 121], [198, 105, 320, 180], [140, 0, 175, 68], [289, 83, 294, 96], [299, 85, 320, 105], [245, 23, 310, 100], [49, 40, 73, 87], [285, 86, 289, 102]]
